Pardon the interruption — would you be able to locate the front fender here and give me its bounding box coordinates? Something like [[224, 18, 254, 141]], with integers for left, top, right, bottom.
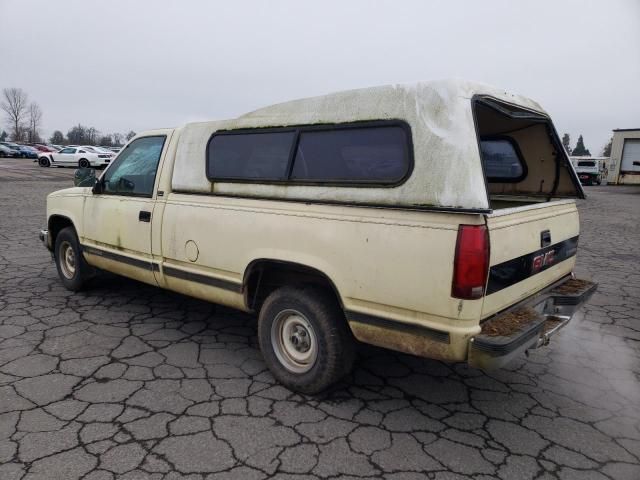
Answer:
[[46, 188, 89, 241]]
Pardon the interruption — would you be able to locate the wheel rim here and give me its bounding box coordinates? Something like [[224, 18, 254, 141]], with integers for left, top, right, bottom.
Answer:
[[271, 309, 318, 373], [80, 160, 89, 168], [58, 241, 76, 279]]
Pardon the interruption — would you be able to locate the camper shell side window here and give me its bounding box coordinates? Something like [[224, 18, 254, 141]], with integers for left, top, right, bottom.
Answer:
[[206, 121, 413, 187]]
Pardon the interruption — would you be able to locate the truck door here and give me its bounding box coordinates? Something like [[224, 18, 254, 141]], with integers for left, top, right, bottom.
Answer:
[[82, 134, 170, 286]]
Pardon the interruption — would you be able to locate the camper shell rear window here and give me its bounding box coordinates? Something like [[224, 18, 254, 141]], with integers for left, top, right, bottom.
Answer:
[[206, 121, 413, 186]]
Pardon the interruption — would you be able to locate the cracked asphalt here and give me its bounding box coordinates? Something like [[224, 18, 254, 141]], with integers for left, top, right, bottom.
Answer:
[[0, 160, 639, 479]]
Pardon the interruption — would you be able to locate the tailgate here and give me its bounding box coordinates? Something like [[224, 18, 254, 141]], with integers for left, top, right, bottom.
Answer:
[[482, 200, 579, 318]]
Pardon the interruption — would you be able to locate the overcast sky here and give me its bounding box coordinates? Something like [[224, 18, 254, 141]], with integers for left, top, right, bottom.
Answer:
[[1, 0, 638, 153]]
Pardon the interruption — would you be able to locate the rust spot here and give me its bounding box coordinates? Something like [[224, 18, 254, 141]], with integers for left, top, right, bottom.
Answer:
[[480, 307, 539, 337]]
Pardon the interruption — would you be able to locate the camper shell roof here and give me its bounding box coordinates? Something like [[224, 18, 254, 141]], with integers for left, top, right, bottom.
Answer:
[[171, 79, 576, 211]]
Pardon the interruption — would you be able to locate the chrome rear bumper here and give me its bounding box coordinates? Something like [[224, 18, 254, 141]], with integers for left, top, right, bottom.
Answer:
[[468, 277, 597, 370]]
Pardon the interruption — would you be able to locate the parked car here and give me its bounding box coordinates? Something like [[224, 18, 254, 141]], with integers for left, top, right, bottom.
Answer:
[[40, 80, 596, 393], [94, 146, 119, 155], [15, 145, 39, 159], [31, 144, 58, 153], [38, 146, 113, 168], [81, 145, 116, 156], [0, 142, 22, 157], [0, 144, 15, 158]]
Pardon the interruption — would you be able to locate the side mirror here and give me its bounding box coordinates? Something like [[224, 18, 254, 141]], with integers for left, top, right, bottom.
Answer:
[[91, 177, 105, 194], [74, 167, 97, 187]]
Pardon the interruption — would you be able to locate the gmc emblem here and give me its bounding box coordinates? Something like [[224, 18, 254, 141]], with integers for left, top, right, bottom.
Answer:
[[532, 250, 555, 273]]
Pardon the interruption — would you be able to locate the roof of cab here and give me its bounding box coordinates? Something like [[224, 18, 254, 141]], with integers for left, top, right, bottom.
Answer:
[[171, 79, 547, 211]]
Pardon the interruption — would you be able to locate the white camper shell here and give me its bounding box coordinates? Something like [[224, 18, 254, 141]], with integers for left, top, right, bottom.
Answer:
[[172, 80, 584, 210]]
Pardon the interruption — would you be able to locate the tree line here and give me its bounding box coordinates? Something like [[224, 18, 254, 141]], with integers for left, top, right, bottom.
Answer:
[[1, 87, 136, 147], [561, 133, 611, 157]]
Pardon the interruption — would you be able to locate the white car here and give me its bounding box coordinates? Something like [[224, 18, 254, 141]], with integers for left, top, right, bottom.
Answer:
[[38, 146, 113, 169]]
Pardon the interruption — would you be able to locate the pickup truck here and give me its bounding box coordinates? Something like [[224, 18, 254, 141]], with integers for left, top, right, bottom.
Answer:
[[571, 157, 603, 185], [40, 80, 597, 393]]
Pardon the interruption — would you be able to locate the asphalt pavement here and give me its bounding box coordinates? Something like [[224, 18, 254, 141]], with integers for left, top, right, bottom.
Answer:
[[0, 158, 638, 479]]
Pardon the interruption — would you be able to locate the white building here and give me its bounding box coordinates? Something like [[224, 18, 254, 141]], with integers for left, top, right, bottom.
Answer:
[[608, 128, 640, 185]]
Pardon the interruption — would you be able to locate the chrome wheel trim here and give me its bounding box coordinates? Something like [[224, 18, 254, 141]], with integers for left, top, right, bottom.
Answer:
[[59, 241, 76, 279], [270, 309, 318, 373]]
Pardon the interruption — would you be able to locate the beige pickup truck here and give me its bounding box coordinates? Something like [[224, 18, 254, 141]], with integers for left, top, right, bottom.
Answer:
[[41, 80, 596, 393]]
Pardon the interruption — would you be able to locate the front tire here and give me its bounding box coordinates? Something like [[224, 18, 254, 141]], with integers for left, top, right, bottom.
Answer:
[[258, 286, 355, 394], [78, 158, 90, 168], [54, 227, 90, 291], [39, 157, 50, 167]]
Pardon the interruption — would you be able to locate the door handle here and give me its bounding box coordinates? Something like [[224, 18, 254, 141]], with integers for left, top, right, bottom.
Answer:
[[139, 211, 151, 222], [540, 229, 551, 248]]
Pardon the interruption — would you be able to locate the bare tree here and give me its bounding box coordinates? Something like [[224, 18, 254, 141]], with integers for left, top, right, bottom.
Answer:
[[27, 103, 43, 143], [125, 130, 136, 141], [112, 132, 123, 146], [1, 88, 29, 141], [87, 127, 100, 145]]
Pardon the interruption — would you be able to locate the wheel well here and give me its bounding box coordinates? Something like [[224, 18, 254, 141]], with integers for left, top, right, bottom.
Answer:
[[48, 216, 74, 247], [244, 260, 343, 313]]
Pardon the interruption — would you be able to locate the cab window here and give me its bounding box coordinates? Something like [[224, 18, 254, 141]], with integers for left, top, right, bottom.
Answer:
[[102, 136, 166, 196], [60, 148, 76, 154]]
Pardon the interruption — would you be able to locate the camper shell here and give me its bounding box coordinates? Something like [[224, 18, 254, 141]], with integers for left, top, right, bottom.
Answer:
[[172, 80, 584, 210]]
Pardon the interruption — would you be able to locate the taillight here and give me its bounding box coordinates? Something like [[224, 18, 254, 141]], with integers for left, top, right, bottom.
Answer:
[[452, 225, 489, 300]]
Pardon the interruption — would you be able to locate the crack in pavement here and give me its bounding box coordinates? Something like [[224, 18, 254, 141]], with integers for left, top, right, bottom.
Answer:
[[0, 171, 639, 480]]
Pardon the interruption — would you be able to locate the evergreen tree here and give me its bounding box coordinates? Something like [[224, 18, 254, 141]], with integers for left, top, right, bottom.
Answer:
[[572, 135, 591, 156]]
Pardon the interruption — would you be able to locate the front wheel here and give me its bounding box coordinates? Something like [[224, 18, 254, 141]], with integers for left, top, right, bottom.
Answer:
[[54, 227, 91, 291], [258, 286, 355, 394], [39, 157, 50, 167], [78, 158, 90, 168]]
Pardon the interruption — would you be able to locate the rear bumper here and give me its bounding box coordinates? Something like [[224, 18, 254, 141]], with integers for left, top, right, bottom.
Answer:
[[468, 276, 597, 370]]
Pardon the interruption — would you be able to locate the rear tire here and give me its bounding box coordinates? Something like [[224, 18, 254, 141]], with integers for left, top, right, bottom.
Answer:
[[79, 158, 90, 168], [54, 227, 91, 291], [258, 286, 355, 394], [39, 157, 50, 167]]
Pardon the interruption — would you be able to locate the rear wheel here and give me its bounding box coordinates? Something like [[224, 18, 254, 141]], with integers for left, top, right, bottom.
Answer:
[[258, 286, 355, 394], [54, 227, 91, 291], [78, 158, 90, 168], [38, 157, 50, 167]]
